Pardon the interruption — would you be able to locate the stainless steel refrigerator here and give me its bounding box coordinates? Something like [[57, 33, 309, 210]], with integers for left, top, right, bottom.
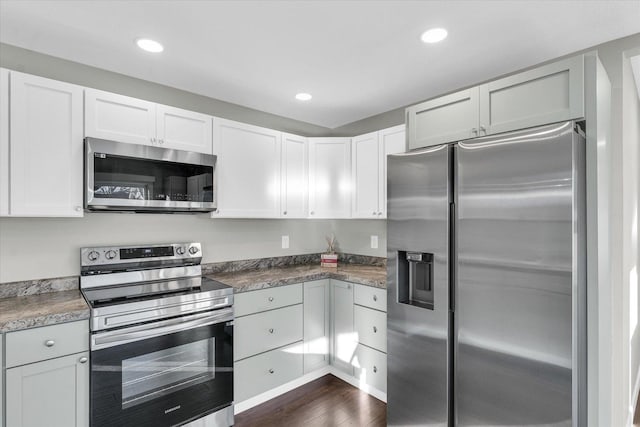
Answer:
[[387, 121, 586, 427]]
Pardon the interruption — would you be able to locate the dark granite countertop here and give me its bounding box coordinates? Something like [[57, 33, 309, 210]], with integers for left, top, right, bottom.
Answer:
[[207, 264, 387, 293], [0, 290, 90, 333]]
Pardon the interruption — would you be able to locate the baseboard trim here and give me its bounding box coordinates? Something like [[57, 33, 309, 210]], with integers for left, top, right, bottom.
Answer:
[[234, 365, 387, 414]]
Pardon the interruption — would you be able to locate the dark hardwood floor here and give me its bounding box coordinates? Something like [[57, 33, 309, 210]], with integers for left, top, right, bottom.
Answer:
[[234, 375, 386, 427]]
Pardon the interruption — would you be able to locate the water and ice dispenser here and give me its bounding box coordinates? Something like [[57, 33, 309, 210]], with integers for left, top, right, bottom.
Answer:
[[397, 251, 434, 310]]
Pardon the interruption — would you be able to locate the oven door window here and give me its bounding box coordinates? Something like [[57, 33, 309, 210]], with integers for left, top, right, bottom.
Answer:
[[91, 321, 232, 427]]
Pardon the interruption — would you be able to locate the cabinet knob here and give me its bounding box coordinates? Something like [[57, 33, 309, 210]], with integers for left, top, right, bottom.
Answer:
[[45, 340, 55, 347], [310, 211, 315, 215], [471, 127, 478, 135], [75, 206, 82, 212], [373, 295, 378, 302], [373, 211, 377, 215], [159, 139, 165, 144], [283, 211, 287, 215], [373, 366, 378, 373], [268, 296, 274, 302], [269, 368, 275, 374], [373, 326, 378, 333], [377, 212, 382, 216], [79, 357, 88, 364], [269, 328, 274, 334]]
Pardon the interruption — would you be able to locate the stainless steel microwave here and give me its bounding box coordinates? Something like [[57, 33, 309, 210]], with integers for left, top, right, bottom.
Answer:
[[85, 138, 217, 213]]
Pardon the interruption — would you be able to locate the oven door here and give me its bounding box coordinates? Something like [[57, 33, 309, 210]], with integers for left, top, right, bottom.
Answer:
[[90, 308, 233, 427]]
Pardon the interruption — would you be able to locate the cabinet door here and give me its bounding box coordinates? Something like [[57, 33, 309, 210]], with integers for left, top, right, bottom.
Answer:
[[10, 72, 84, 216], [6, 352, 89, 427], [407, 87, 480, 150], [84, 88, 156, 145], [331, 280, 355, 375], [0, 68, 8, 216], [281, 133, 308, 218], [156, 104, 213, 154], [379, 125, 406, 218], [354, 344, 387, 393], [213, 118, 281, 218], [479, 55, 584, 136], [303, 279, 331, 373], [308, 138, 351, 218], [351, 131, 381, 219]]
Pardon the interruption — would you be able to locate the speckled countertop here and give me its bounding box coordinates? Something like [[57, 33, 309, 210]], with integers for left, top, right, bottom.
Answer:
[[207, 264, 387, 293], [0, 257, 386, 333], [0, 290, 90, 333]]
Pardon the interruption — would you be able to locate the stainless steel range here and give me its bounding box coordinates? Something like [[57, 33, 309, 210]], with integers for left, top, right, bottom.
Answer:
[[80, 243, 234, 427]]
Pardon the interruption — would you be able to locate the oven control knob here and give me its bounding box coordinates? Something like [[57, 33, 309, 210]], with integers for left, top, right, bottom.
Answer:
[[88, 251, 100, 262], [189, 246, 199, 255], [105, 250, 117, 260], [176, 246, 186, 255]]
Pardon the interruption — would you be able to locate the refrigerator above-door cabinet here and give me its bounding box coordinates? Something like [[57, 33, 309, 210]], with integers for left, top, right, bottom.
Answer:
[[387, 121, 586, 427]]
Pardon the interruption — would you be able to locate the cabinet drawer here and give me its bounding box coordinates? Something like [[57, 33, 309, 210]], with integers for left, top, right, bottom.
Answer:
[[234, 283, 303, 317], [354, 284, 386, 312], [354, 344, 387, 393], [354, 305, 386, 353], [234, 342, 303, 402], [234, 304, 303, 361], [6, 321, 89, 368]]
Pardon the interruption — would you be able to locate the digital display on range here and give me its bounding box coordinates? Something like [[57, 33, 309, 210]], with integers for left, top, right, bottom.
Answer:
[[120, 246, 174, 259]]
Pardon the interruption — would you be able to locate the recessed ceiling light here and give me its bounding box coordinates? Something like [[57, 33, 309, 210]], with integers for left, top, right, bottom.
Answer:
[[421, 28, 448, 44], [295, 93, 312, 101], [136, 38, 164, 53]]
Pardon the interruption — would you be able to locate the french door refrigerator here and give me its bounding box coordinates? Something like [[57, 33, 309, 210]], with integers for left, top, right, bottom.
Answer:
[[387, 121, 586, 427]]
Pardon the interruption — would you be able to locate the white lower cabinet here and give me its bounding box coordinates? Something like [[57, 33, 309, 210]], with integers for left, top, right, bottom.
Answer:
[[353, 344, 387, 393], [6, 352, 89, 427], [303, 280, 330, 373], [331, 280, 356, 376], [3, 320, 90, 427], [234, 342, 303, 402], [234, 304, 303, 361]]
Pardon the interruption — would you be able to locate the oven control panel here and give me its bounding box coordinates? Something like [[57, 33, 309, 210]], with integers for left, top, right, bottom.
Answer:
[[81, 243, 201, 266]]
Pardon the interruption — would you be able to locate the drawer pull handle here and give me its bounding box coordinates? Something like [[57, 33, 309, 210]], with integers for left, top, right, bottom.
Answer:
[[79, 357, 88, 364], [269, 369, 275, 374], [373, 366, 378, 373], [373, 295, 378, 302], [269, 328, 274, 334], [45, 340, 55, 347], [268, 297, 274, 302], [373, 326, 378, 333]]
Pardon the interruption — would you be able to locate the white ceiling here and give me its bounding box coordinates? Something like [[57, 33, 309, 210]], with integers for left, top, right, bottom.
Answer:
[[1, 1, 639, 128]]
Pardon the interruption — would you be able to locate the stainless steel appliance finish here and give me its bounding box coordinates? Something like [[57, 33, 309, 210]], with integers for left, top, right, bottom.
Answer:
[[80, 242, 234, 427], [84, 137, 217, 213], [387, 121, 586, 427]]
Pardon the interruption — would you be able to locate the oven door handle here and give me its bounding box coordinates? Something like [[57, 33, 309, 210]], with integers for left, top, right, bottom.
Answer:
[[92, 308, 233, 350]]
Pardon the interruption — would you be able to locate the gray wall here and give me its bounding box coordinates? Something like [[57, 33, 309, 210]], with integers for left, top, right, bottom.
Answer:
[[0, 215, 385, 283]]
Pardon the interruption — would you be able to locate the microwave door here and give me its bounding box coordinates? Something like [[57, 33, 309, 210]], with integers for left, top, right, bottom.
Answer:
[[85, 137, 216, 212]]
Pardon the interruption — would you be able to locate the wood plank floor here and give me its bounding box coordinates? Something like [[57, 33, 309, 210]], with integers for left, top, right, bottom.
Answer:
[[234, 375, 386, 427]]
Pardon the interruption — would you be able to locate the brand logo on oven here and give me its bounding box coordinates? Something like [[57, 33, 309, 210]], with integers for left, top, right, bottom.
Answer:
[[164, 405, 181, 414]]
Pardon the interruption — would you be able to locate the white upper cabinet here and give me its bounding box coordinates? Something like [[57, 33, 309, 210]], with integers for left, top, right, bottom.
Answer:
[[9, 71, 84, 217], [379, 125, 406, 218], [407, 87, 480, 150], [0, 68, 9, 216], [479, 55, 584, 135], [351, 131, 381, 218], [213, 118, 281, 218], [352, 125, 405, 219], [408, 54, 585, 149], [308, 138, 351, 218], [156, 104, 213, 154], [85, 88, 213, 154], [85, 88, 155, 146], [281, 133, 308, 218]]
